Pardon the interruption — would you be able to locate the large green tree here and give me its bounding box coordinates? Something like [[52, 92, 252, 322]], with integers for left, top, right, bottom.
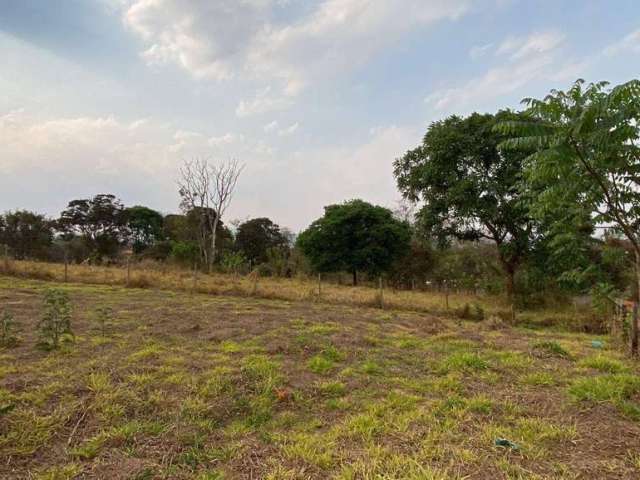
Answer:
[[57, 194, 126, 259], [498, 79, 640, 315], [125, 206, 165, 253], [0, 210, 53, 260], [297, 199, 411, 285], [394, 111, 536, 297], [235, 217, 288, 266]]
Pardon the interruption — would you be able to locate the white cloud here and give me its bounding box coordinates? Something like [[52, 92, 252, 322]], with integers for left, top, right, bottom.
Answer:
[[603, 29, 640, 57], [469, 43, 493, 60], [123, 0, 278, 80], [235, 86, 292, 117], [277, 122, 299, 136], [425, 30, 571, 114], [208, 132, 244, 146], [123, 0, 473, 100], [496, 31, 565, 60], [247, 0, 472, 96], [263, 120, 279, 132]]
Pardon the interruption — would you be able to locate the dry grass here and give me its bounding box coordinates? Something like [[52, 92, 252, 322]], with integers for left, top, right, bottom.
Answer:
[[0, 277, 638, 479], [0, 260, 590, 330]]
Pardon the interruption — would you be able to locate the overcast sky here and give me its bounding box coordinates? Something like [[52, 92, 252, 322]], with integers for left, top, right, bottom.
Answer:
[[1, 0, 639, 230]]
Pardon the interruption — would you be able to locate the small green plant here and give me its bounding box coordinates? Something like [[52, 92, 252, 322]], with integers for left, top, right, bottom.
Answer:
[[93, 305, 114, 338], [0, 310, 19, 347], [38, 289, 73, 349]]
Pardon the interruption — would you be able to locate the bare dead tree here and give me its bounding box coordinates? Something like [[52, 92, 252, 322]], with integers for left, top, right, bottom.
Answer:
[[209, 158, 244, 269], [177, 158, 244, 273]]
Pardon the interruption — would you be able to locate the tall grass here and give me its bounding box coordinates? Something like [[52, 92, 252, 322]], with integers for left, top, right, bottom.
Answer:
[[0, 259, 590, 327]]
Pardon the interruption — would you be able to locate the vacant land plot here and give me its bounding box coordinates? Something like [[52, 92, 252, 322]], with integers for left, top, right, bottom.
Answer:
[[1, 277, 639, 479]]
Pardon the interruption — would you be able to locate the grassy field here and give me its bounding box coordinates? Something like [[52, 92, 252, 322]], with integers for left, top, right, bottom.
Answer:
[[1, 276, 639, 479], [0, 260, 595, 331]]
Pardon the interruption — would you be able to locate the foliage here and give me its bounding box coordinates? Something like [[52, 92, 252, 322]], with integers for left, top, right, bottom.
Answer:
[[125, 206, 165, 253], [0, 210, 53, 260], [170, 241, 200, 265], [38, 289, 73, 349], [0, 310, 19, 347], [220, 250, 246, 275], [93, 305, 114, 338], [235, 217, 288, 266], [498, 79, 640, 292], [297, 199, 411, 285], [394, 111, 537, 297], [57, 194, 127, 261]]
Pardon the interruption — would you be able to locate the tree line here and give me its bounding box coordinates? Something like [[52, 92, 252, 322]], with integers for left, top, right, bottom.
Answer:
[[1, 78, 639, 307]]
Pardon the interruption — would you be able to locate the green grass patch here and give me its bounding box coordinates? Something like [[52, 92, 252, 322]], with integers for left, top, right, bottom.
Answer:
[[578, 355, 629, 374], [532, 340, 571, 359]]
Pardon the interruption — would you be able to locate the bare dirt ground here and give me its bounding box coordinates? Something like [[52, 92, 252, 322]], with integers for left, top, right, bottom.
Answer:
[[1, 276, 639, 479]]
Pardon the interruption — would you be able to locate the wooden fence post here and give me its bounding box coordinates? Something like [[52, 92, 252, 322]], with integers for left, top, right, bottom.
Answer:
[[192, 262, 198, 294], [64, 252, 69, 283], [378, 276, 384, 308], [444, 280, 449, 310], [3, 245, 8, 271], [317, 273, 322, 297], [631, 302, 638, 357], [126, 257, 131, 287]]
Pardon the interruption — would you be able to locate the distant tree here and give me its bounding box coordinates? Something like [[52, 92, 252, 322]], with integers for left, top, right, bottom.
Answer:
[[125, 205, 164, 253], [163, 214, 192, 243], [178, 158, 244, 272], [163, 211, 232, 266], [57, 194, 126, 260], [394, 111, 536, 299], [297, 199, 411, 285], [0, 210, 53, 260], [235, 217, 288, 266]]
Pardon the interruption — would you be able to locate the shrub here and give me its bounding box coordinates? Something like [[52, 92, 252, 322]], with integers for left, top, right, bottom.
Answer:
[[38, 289, 73, 349], [456, 303, 485, 321], [93, 306, 114, 337], [0, 310, 19, 347]]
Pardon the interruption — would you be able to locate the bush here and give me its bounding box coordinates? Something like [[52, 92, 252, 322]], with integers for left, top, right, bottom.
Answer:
[[38, 289, 73, 349], [455, 303, 485, 321]]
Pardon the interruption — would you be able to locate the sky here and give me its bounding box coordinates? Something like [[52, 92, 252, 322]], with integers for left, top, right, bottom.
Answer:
[[1, 0, 639, 231]]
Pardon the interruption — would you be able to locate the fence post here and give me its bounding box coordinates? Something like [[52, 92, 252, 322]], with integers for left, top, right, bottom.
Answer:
[[631, 302, 638, 357], [317, 273, 322, 297], [378, 276, 384, 309], [3, 245, 8, 271], [64, 252, 69, 283], [126, 257, 131, 287], [444, 280, 449, 310], [192, 262, 198, 294]]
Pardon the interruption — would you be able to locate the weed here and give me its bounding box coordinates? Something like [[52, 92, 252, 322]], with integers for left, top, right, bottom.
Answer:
[[308, 355, 334, 375], [578, 355, 628, 374], [438, 352, 488, 373], [317, 381, 347, 397], [93, 305, 114, 338], [569, 374, 640, 403], [0, 309, 19, 347], [521, 371, 556, 386], [532, 340, 571, 359], [37, 289, 73, 349]]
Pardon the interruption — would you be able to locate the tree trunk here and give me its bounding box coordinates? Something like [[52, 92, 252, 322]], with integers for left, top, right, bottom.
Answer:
[[505, 268, 515, 300], [209, 216, 219, 274], [352, 270, 357, 286], [632, 250, 640, 357]]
